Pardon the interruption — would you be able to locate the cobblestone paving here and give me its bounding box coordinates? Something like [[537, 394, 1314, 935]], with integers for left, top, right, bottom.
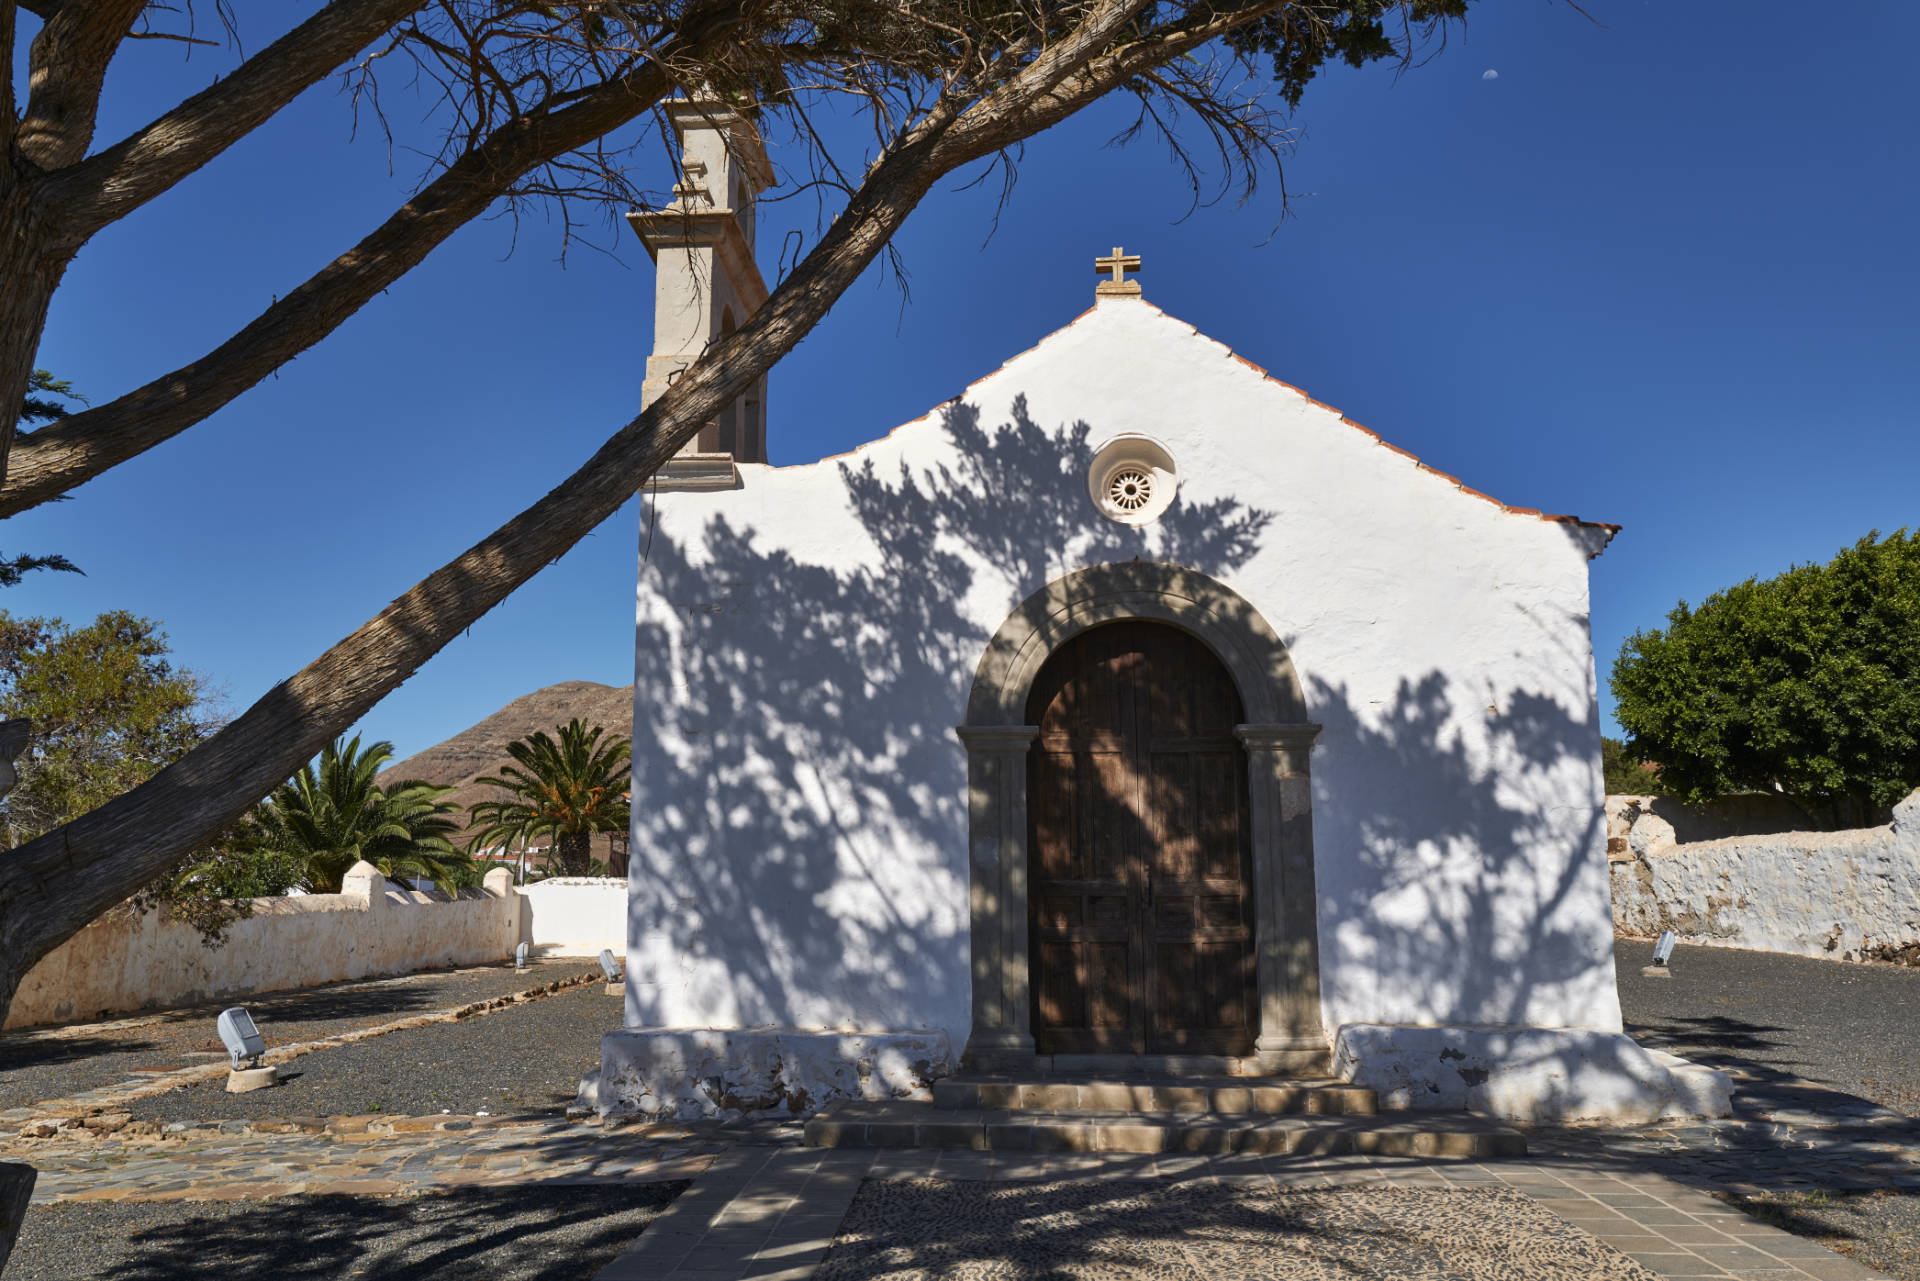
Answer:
[[815, 1178, 1663, 1280], [3, 1116, 720, 1205], [596, 1146, 1902, 1281]]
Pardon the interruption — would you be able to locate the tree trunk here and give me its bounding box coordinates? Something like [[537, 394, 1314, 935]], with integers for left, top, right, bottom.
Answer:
[[556, 831, 592, 878], [0, 189, 71, 475], [0, 1159, 33, 1276], [0, 0, 1284, 1030]]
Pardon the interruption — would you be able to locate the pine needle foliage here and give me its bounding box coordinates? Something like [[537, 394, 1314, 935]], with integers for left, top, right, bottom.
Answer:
[[467, 719, 632, 878]]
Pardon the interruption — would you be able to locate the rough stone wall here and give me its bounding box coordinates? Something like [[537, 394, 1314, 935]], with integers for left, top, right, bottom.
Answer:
[[1610, 789, 1920, 964], [7, 865, 521, 1029], [1605, 793, 1816, 856]]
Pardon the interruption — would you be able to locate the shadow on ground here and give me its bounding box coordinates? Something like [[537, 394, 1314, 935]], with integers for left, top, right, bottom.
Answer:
[[10, 1184, 686, 1281], [813, 1178, 1655, 1281]]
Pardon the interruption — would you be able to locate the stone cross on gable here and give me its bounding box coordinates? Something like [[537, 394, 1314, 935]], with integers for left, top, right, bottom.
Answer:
[[1095, 246, 1142, 297]]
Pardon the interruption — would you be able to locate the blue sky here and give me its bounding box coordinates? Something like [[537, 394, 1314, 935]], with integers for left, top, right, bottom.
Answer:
[[10, 2, 1919, 761]]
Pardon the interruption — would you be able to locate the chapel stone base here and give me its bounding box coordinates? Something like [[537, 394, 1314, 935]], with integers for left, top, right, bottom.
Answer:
[[1332, 1024, 1732, 1125], [578, 1028, 954, 1121], [961, 1044, 1330, 1077]]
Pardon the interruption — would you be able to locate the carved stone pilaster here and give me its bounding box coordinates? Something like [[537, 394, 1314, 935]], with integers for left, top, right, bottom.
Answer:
[[1237, 722, 1326, 1070], [955, 725, 1040, 1068]]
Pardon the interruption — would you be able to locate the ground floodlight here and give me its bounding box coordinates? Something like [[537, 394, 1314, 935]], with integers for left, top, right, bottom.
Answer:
[[1652, 930, 1677, 967], [217, 1007, 267, 1070], [599, 949, 621, 982], [515, 942, 529, 971]]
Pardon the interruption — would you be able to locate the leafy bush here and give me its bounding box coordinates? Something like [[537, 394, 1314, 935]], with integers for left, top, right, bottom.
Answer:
[[1601, 737, 1663, 795], [1611, 530, 1920, 825]]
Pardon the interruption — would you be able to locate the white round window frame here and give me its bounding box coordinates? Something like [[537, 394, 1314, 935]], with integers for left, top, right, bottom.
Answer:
[[1088, 435, 1178, 526]]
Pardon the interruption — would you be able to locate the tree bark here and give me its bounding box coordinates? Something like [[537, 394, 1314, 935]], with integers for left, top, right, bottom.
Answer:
[[0, 183, 70, 502], [556, 831, 593, 878], [0, 1160, 34, 1276], [2, 0, 422, 489]]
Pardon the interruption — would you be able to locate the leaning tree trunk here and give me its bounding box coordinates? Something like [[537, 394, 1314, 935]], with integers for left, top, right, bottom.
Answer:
[[0, 0, 1269, 1027], [0, 1160, 33, 1276], [555, 831, 593, 878]]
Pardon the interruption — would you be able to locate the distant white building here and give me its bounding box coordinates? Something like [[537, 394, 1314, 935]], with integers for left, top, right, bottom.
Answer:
[[583, 103, 1727, 1124]]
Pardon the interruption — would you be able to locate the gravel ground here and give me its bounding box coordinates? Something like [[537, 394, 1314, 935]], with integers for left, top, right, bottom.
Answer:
[[7, 1183, 684, 1280], [121, 981, 622, 1122], [1724, 1187, 1920, 1281], [1614, 938, 1920, 1116], [0, 960, 594, 1113]]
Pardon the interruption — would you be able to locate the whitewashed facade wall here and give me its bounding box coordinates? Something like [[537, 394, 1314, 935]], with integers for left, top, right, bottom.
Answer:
[[625, 296, 1624, 1051]]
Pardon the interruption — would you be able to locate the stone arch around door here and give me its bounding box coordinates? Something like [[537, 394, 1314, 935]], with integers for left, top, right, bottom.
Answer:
[[957, 562, 1326, 1073]]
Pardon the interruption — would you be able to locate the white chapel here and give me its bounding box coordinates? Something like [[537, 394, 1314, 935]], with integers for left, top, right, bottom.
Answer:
[[582, 102, 1730, 1126]]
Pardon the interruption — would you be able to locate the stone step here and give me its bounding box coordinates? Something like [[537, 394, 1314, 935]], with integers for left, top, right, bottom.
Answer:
[[932, 1074, 1377, 1116], [804, 1101, 1526, 1158]]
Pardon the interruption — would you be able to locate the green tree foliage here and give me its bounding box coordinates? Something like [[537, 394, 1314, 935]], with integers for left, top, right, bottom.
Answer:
[[124, 825, 307, 948], [1611, 531, 1920, 825], [1601, 737, 1663, 796], [468, 719, 632, 878], [251, 735, 474, 892], [0, 611, 216, 845], [2, 372, 84, 586]]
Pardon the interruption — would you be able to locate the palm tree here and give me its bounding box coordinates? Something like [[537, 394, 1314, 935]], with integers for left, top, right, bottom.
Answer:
[[467, 719, 631, 877], [251, 735, 472, 892]]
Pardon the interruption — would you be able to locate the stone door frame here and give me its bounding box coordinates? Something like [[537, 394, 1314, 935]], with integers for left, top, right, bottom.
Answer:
[[957, 562, 1326, 1072]]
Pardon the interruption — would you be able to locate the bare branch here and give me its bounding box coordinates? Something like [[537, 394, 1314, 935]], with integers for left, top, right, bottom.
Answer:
[[35, 0, 422, 245]]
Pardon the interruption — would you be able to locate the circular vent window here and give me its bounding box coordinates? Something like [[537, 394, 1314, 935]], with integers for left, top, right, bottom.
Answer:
[[1107, 468, 1153, 512], [1088, 437, 1178, 525]]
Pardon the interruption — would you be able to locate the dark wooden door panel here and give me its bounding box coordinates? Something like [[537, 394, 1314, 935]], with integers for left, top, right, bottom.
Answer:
[[1026, 621, 1256, 1058]]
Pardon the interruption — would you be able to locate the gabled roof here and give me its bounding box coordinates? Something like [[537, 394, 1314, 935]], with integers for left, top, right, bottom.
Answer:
[[805, 299, 1621, 557]]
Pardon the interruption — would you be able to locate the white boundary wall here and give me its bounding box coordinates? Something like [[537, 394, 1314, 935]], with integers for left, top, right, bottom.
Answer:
[[9, 869, 632, 1031], [1611, 788, 1920, 963], [520, 877, 627, 957], [8, 863, 521, 1030]]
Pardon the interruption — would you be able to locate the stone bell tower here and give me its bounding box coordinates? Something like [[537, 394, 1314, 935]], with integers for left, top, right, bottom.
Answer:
[[627, 99, 774, 489]]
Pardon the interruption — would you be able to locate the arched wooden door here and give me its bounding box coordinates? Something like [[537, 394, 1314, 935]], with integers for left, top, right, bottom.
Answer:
[[1026, 621, 1256, 1056]]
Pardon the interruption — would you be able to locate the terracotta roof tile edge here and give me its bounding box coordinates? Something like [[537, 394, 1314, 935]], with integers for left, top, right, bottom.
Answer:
[[1220, 342, 1621, 552]]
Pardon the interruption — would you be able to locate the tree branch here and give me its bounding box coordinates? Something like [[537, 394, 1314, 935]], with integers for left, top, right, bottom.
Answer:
[[0, 0, 1216, 994], [34, 0, 422, 245], [3, 3, 756, 518], [14, 0, 144, 170]]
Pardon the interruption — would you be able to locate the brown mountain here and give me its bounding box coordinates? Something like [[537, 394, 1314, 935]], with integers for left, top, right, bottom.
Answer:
[[380, 680, 634, 867]]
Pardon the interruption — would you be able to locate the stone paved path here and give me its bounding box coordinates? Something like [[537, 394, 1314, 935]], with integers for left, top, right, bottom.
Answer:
[[592, 1146, 1902, 1281], [5, 1116, 719, 1205]]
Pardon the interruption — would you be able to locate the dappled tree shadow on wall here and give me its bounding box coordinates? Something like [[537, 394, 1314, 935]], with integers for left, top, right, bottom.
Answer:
[[628, 395, 1608, 1058]]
